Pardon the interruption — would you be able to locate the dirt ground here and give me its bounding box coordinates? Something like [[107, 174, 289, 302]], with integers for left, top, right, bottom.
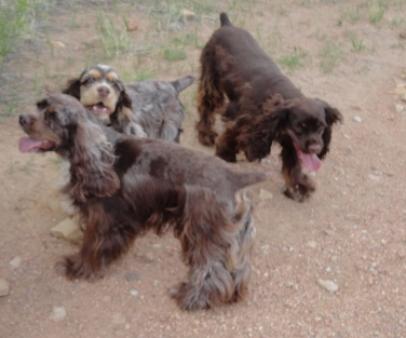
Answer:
[[1, 1, 406, 337]]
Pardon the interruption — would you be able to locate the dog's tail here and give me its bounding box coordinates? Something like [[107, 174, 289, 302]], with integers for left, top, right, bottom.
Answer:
[[232, 169, 269, 191], [220, 12, 232, 27], [171, 75, 195, 94]]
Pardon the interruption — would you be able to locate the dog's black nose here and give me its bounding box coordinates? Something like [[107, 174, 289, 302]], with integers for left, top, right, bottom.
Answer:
[[97, 86, 110, 97], [19, 115, 28, 127]]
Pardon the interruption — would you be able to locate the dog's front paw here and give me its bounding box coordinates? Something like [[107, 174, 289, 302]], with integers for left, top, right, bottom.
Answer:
[[170, 282, 211, 311], [198, 130, 218, 147], [60, 254, 102, 281], [215, 146, 237, 162], [284, 174, 315, 202]]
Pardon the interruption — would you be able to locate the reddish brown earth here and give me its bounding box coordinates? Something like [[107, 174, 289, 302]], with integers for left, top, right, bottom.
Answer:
[[0, 1, 405, 337]]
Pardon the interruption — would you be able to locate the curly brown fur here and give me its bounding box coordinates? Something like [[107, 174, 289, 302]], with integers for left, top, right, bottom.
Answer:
[[196, 13, 343, 201], [18, 93, 266, 310]]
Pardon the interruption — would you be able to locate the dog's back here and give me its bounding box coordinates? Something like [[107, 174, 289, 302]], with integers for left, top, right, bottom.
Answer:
[[125, 76, 194, 141], [115, 137, 267, 199], [205, 13, 302, 101]]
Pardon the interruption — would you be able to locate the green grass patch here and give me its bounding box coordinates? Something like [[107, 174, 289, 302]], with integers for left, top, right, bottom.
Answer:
[[134, 69, 155, 81], [163, 47, 187, 62], [96, 12, 132, 58], [278, 48, 307, 72], [319, 41, 343, 73], [338, 7, 361, 25], [368, 0, 386, 24], [172, 32, 201, 48], [349, 33, 366, 52], [0, 0, 30, 62]]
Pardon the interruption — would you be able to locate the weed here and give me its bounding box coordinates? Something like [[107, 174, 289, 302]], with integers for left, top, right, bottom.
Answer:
[[368, 0, 386, 24], [172, 32, 201, 48], [163, 47, 187, 62], [339, 7, 361, 25], [96, 12, 132, 58], [349, 32, 366, 52], [278, 47, 307, 72], [390, 17, 406, 29], [319, 41, 343, 73], [0, 0, 30, 62], [134, 69, 155, 81]]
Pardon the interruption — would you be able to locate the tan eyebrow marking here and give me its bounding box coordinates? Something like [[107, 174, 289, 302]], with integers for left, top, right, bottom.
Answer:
[[86, 69, 102, 79], [106, 71, 119, 81]]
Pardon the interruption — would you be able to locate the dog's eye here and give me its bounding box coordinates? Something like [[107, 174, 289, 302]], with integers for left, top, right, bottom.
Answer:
[[299, 122, 307, 129], [44, 110, 56, 123], [81, 77, 95, 85]]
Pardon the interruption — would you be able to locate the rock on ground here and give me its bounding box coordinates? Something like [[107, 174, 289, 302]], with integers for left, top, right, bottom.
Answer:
[[0, 278, 10, 297], [50, 217, 83, 244]]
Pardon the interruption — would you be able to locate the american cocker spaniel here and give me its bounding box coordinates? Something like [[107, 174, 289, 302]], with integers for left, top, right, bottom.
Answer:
[[18, 93, 267, 311], [63, 64, 194, 142], [196, 13, 343, 202]]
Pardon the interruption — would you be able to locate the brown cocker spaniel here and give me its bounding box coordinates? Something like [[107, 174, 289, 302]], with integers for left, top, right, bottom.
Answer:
[[18, 93, 267, 311], [196, 13, 343, 202], [64, 64, 194, 142]]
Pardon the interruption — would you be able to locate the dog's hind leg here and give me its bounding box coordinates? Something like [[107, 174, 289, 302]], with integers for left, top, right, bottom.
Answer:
[[171, 188, 237, 310], [196, 45, 224, 146], [230, 191, 255, 302]]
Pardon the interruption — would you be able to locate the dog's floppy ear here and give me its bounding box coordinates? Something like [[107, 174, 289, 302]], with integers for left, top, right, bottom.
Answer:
[[261, 94, 292, 135], [69, 119, 120, 202], [237, 94, 290, 161], [116, 80, 132, 111], [111, 81, 133, 125], [63, 78, 82, 99], [316, 99, 343, 126], [315, 99, 342, 159]]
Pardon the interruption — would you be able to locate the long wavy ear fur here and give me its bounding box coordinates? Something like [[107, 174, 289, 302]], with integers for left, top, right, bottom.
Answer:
[[316, 99, 343, 159], [110, 82, 133, 126], [237, 94, 289, 161], [63, 78, 82, 99], [69, 119, 120, 202]]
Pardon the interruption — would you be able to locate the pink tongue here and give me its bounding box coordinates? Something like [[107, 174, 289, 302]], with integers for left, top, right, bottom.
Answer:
[[19, 137, 44, 153], [297, 149, 321, 172]]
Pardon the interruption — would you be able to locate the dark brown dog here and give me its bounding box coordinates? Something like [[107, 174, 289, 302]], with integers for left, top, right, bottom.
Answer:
[[196, 13, 343, 202], [18, 93, 267, 310]]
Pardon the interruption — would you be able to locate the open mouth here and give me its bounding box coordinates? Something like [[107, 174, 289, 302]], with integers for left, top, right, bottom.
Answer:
[[295, 144, 321, 172], [287, 130, 322, 172], [18, 137, 56, 153], [86, 103, 112, 116]]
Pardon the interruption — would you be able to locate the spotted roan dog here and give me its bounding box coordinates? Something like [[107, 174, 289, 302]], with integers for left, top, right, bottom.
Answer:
[[64, 64, 194, 142]]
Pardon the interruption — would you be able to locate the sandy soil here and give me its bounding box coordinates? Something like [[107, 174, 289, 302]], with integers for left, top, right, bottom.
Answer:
[[1, 1, 405, 337]]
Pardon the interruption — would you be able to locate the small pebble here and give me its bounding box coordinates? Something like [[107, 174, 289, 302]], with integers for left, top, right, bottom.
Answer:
[[180, 9, 196, 22], [352, 115, 362, 123], [0, 278, 10, 297], [317, 278, 338, 293], [129, 288, 139, 297], [50, 306, 66, 321], [126, 18, 139, 32], [395, 104, 405, 113], [9, 256, 22, 269], [306, 241, 317, 249]]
